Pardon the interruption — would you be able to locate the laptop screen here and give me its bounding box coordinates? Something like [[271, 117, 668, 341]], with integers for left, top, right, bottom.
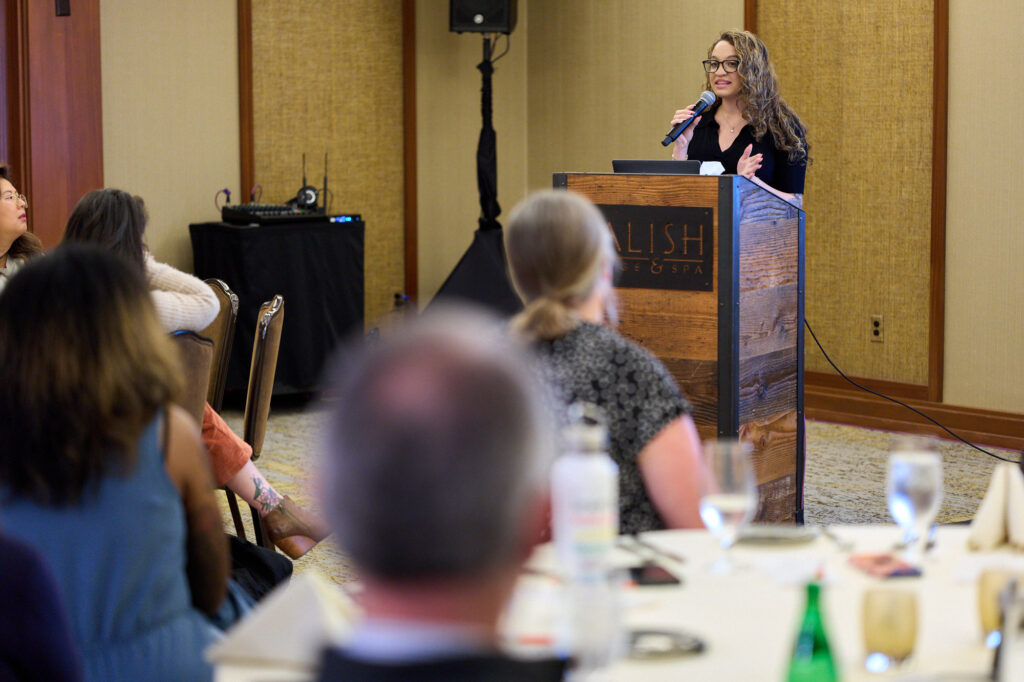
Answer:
[[611, 159, 701, 174]]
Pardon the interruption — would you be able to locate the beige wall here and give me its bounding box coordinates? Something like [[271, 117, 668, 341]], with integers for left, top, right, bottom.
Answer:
[[99, 1, 1024, 413], [526, 1, 742, 191], [944, 2, 1024, 411], [100, 0, 239, 271], [415, 0, 529, 304], [416, 0, 741, 303]]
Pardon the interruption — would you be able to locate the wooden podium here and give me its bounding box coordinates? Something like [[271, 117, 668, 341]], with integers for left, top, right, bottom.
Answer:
[[554, 173, 805, 523]]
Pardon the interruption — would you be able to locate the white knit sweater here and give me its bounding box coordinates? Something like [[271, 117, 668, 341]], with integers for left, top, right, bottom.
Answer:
[[146, 254, 219, 333]]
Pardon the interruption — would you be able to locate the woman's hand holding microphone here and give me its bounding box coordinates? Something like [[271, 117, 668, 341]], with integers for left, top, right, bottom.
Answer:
[[669, 105, 701, 160]]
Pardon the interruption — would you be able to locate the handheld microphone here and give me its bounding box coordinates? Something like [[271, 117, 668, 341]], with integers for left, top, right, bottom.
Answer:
[[661, 91, 716, 146]]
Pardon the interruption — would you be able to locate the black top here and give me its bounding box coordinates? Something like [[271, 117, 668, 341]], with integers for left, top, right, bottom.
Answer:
[[0, 534, 82, 682], [317, 648, 567, 682], [536, 322, 692, 534], [687, 107, 807, 194]]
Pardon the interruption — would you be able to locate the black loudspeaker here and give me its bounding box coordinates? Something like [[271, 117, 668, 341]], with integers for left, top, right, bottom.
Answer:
[[450, 0, 517, 35]]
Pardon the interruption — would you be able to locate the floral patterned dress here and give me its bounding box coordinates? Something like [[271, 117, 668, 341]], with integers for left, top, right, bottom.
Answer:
[[536, 322, 693, 534]]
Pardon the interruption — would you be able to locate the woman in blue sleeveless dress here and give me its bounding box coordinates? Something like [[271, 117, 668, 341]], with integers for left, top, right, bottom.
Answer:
[[0, 245, 229, 681]]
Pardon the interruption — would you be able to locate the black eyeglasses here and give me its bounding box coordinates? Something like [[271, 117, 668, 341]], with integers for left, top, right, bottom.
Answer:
[[702, 59, 741, 74]]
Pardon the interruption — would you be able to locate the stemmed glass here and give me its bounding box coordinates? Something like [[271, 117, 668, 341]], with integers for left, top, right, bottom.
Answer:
[[699, 439, 757, 574], [886, 436, 943, 564]]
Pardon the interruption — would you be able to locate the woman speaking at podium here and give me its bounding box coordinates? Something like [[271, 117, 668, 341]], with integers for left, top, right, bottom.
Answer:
[[669, 30, 808, 205]]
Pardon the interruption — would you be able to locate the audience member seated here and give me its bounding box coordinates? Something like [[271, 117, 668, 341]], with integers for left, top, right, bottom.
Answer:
[[316, 307, 567, 682], [0, 531, 83, 682], [62, 188, 327, 558], [0, 163, 42, 293], [0, 245, 229, 680], [505, 190, 706, 534]]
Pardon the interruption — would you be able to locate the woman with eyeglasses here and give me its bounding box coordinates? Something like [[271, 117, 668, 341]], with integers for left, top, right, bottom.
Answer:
[[0, 164, 43, 292], [669, 30, 808, 204]]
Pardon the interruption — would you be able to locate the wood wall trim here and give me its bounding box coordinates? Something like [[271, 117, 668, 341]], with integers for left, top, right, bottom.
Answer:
[[1, 0, 8, 163], [807, 383, 1024, 453], [237, 0, 254, 199], [4, 0, 29, 202], [744, 0, 758, 34], [928, 0, 949, 402], [806, 371, 929, 401], [9, 0, 103, 246], [402, 0, 418, 301]]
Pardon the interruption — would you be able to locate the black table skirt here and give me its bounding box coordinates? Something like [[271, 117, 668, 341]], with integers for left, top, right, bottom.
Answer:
[[190, 220, 364, 397]]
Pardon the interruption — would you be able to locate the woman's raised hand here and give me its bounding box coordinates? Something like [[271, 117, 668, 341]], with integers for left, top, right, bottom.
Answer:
[[737, 144, 763, 178], [670, 105, 701, 160]]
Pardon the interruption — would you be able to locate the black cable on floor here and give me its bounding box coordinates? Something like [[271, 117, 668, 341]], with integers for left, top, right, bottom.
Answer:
[[804, 318, 1018, 464]]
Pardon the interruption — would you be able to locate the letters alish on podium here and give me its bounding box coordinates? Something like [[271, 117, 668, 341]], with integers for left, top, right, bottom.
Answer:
[[554, 172, 805, 523]]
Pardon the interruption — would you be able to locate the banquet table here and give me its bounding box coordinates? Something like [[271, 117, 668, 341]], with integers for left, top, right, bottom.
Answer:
[[214, 525, 1024, 681], [508, 525, 1021, 681]]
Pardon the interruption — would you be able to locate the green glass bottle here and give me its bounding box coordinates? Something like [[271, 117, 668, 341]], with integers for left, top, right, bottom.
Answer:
[[786, 581, 838, 681]]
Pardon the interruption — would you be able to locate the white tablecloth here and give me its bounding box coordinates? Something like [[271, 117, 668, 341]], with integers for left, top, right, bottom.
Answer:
[[216, 525, 1024, 681], [511, 525, 1022, 681]]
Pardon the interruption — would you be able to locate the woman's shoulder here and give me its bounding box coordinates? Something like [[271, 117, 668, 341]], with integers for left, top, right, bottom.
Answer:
[[576, 323, 669, 370]]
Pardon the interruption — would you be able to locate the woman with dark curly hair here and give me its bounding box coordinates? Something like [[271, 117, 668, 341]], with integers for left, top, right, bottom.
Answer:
[[669, 30, 808, 203], [0, 163, 43, 291]]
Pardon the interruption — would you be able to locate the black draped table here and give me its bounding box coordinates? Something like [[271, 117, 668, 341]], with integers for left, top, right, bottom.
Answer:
[[190, 219, 364, 398]]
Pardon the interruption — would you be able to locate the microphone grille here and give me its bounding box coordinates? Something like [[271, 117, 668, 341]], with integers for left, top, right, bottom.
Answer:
[[699, 90, 716, 107]]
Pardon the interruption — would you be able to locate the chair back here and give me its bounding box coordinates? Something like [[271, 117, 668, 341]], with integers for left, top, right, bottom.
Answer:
[[200, 278, 240, 411], [169, 330, 214, 424], [243, 295, 284, 459]]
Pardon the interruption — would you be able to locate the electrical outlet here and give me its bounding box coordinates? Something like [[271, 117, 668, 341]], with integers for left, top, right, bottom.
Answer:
[[870, 314, 883, 343]]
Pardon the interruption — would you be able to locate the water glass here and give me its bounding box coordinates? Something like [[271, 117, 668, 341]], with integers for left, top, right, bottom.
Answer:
[[699, 439, 757, 573], [862, 587, 918, 672], [978, 569, 1020, 648], [886, 436, 942, 562]]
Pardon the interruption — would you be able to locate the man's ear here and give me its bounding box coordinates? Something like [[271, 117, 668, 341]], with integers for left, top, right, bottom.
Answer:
[[517, 490, 552, 562]]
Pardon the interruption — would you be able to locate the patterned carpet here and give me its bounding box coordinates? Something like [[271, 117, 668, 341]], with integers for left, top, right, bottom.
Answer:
[[216, 405, 1019, 587]]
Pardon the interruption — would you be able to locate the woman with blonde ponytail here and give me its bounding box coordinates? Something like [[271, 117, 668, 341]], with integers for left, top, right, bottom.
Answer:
[[506, 190, 705, 534]]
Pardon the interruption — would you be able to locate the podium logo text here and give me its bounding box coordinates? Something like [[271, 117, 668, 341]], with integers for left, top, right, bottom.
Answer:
[[598, 204, 714, 291]]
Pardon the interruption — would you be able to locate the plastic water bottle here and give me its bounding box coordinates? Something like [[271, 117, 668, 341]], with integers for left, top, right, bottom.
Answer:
[[550, 403, 621, 675], [551, 403, 618, 579]]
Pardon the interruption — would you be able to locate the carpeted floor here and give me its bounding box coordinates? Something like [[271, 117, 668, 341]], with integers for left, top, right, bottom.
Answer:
[[217, 406, 1019, 587]]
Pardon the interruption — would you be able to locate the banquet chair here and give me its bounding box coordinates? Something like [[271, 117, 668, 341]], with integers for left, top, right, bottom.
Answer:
[[199, 278, 245, 536], [169, 330, 214, 425], [200, 278, 239, 412], [226, 295, 285, 548]]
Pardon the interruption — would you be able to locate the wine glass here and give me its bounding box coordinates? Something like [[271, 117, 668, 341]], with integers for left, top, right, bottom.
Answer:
[[699, 439, 757, 574], [886, 436, 943, 563]]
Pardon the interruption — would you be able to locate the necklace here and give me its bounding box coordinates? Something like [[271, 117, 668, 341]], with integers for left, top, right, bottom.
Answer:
[[718, 107, 745, 134]]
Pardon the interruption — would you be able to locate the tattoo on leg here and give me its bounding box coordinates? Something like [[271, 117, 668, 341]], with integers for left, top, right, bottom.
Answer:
[[252, 476, 283, 515]]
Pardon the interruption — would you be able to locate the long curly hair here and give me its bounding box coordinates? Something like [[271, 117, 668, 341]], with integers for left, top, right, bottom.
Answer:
[[705, 30, 809, 164]]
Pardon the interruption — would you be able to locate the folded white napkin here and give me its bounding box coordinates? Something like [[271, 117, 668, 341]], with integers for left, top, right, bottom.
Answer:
[[968, 463, 1024, 551], [206, 572, 362, 669]]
